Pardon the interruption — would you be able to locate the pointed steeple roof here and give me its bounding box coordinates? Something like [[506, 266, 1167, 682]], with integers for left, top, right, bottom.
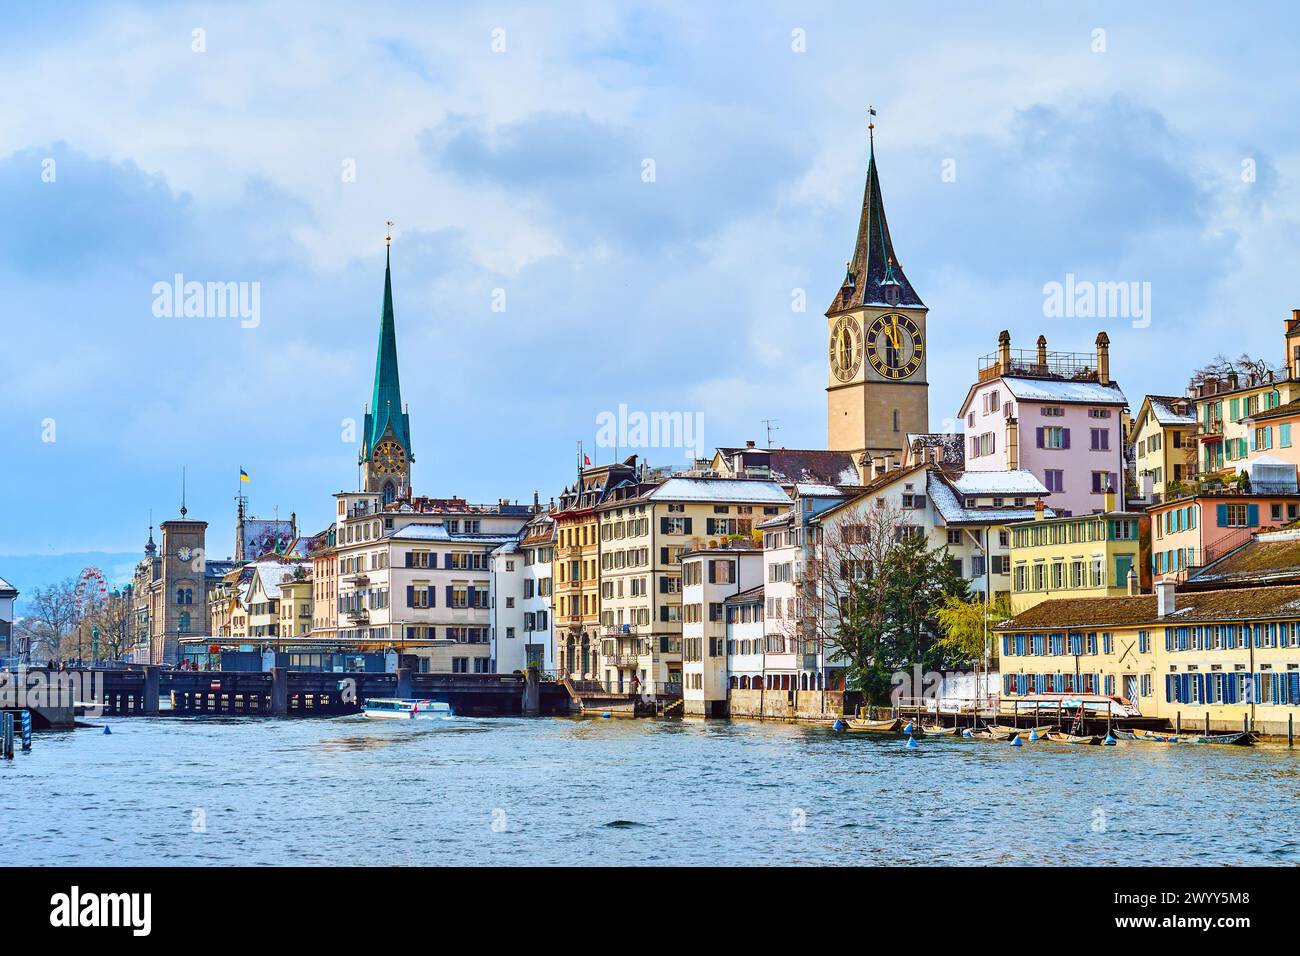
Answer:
[[828, 133, 925, 314], [363, 243, 413, 459]]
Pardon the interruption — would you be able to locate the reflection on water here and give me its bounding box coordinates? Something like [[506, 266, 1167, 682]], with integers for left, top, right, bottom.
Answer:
[[7, 714, 1300, 866]]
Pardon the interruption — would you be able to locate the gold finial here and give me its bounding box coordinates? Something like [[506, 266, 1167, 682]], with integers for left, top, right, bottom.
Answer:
[[867, 104, 876, 140], [385, 220, 394, 247]]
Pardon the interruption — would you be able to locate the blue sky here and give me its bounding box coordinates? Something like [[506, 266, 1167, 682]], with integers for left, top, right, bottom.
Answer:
[[4, 1, 1300, 602]]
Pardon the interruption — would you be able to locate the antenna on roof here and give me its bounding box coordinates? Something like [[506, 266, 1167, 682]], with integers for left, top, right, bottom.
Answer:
[[762, 419, 781, 449]]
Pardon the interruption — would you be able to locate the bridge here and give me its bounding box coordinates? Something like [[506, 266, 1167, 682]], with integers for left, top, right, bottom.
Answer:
[[23, 667, 573, 719]]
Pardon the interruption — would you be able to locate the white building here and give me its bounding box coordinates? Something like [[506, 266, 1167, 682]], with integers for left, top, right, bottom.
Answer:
[[0, 574, 18, 664], [680, 547, 764, 716], [332, 492, 533, 672], [519, 512, 555, 671]]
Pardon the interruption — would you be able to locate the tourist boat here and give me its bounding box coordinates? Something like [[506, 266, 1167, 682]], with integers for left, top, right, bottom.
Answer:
[[1044, 730, 1103, 745], [361, 698, 454, 720], [1113, 728, 1252, 746]]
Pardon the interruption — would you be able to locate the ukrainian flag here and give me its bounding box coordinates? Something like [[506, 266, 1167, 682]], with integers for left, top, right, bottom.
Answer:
[[240, 468, 251, 483]]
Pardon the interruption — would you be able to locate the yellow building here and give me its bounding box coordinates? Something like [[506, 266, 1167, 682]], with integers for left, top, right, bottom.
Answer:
[[1008, 495, 1149, 612], [1131, 394, 1196, 502], [595, 476, 790, 696], [278, 576, 314, 637], [999, 580, 1300, 735]]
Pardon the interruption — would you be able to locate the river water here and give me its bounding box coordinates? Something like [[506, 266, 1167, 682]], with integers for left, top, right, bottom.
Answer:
[[6, 715, 1298, 866]]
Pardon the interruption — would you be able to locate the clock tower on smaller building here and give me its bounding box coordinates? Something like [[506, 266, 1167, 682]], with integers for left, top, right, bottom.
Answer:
[[360, 229, 413, 503], [826, 123, 930, 470]]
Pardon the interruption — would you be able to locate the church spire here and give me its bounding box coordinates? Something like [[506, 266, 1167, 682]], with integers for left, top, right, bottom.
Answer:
[[828, 118, 924, 314], [363, 223, 413, 464]]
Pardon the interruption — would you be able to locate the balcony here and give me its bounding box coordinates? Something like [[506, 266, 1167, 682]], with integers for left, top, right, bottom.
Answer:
[[345, 609, 370, 624], [604, 623, 639, 636], [1197, 418, 1224, 440], [604, 652, 639, 668], [977, 348, 1101, 384]]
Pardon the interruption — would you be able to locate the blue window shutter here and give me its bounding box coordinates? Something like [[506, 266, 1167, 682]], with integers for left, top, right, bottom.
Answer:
[[427, 585, 436, 607], [1036, 427, 1045, 448], [1165, 674, 1174, 702], [1247, 503, 1259, 525], [446, 585, 453, 606], [406, 585, 414, 607], [405, 552, 413, 568], [1216, 504, 1228, 527], [1062, 428, 1071, 449]]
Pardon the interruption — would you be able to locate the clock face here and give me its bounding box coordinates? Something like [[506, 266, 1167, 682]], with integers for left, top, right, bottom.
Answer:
[[829, 316, 863, 383], [177, 546, 193, 561], [865, 312, 924, 380], [372, 438, 406, 475]]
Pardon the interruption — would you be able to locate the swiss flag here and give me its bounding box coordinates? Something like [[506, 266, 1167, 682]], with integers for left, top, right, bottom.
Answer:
[[583, 454, 591, 466]]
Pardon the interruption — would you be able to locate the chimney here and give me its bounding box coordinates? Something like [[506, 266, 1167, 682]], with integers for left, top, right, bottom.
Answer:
[[872, 455, 886, 477], [1033, 497, 1046, 520], [1036, 335, 1048, 374], [1127, 567, 1139, 596], [1103, 489, 1117, 513], [1155, 578, 1176, 617], [745, 440, 756, 449], [1095, 331, 1111, 385], [997, 330, 1012, 374]]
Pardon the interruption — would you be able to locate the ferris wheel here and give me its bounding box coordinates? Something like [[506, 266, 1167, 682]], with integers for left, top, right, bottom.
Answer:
[[74, 566, 109, 614]]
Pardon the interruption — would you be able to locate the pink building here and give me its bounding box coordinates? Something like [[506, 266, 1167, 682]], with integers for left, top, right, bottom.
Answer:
[[1148, 492, 1300, 580], [958, 331, 1127, 516]]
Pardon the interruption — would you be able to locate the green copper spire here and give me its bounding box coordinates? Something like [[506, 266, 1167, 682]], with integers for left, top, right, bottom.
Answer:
[[363, 237, 412, 462], [827, 116, 924, 314]]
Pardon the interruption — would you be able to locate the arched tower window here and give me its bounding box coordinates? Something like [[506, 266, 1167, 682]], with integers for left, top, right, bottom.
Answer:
[[383, 481, 396, 504]]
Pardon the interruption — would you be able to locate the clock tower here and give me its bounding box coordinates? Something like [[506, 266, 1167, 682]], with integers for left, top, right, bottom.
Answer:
[[361, 230, 413, 503], [826, 126, 929, 470]]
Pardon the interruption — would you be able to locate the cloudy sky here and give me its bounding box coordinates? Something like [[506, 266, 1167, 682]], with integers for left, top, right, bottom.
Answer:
[[4, 1, 1300, 596]]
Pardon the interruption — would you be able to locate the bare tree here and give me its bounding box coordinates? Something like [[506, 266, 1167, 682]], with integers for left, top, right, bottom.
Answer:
[[28, 578, 78, 662], [1189, 352, 1277, 388]]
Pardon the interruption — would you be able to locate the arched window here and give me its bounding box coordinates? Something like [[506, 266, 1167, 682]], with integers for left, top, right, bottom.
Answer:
[[179, 611, 191, 633], [383, 481, 396, 504]]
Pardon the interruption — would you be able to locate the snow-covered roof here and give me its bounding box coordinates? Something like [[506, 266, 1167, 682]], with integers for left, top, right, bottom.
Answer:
[[252, 560, 306, 600], [1001, 377, 1128, 405], [0, 575, 17, 594], [949, 469, 1048, 497], [1148, 395, 1196, 426], [386, 523, 517, 545], [927, 474, 1054, 525], [648, 478, 791, 505], [793, 482, 854, 498]]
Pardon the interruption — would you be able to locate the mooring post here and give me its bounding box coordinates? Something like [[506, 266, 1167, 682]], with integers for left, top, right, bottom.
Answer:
[[1, 713, 13, 760], [143, 666, 160, 717], [395, 668, 413, 700], [523, 666, 540, 716], [1244, 713, 1250, 735], [271, 667, 288, 717], [1205, 710, 1210, 734], [20, 710, 32, 752], [1290, 713, 1294, 748], [1176, 711, 1181, 735]]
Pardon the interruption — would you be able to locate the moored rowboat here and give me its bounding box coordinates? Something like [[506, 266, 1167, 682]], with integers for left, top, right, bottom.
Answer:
[[1113, 728, 1253, 746], [1044, 731, 1103, 745], [840, 717, 903, 734]]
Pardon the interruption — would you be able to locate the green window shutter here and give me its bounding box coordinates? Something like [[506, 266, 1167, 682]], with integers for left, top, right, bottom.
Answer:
[[1229, 398, 1240, 421], [1216, 504, 1228, 526], [1247, 503, 1259, 525]]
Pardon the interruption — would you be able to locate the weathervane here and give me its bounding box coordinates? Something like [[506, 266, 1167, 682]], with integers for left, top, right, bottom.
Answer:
[[385, 220, 394, 247], [868, 105, 877, 145]]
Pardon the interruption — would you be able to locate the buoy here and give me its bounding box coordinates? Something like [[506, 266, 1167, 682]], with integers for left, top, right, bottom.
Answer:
[[961, 728, 972, 738], [832, 718, 845, 732], [601, 712, 612, 719], [902, 721, 914, 735], [1029, 729, 1040, 741], [103, 725, 112, 735], [1010, 734, 1023, 747], [906, 734, 918, 749], [1103, 733, 1117, 746]]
